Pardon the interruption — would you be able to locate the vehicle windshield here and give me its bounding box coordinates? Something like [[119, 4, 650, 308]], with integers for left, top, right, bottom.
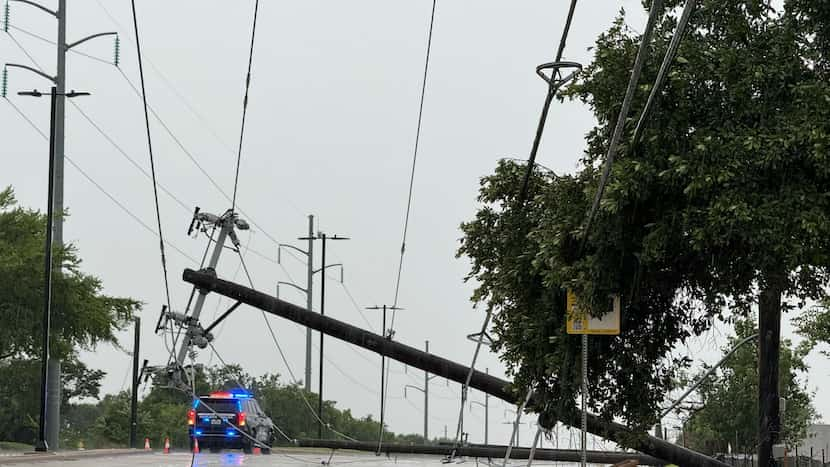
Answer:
[[195, 398, 238, 414]]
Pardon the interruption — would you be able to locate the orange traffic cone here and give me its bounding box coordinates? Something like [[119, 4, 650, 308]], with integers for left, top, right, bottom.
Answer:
[[144, 438, 151, 451], [253, 445, 261, 455], [163, 437, 171, 454], [192, 437, 200, 454]]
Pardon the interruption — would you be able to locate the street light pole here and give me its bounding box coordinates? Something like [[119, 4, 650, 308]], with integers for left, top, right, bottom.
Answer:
[[470, 368, 490, 445], [36, 86, 57, 453], [17, 87, 89, 452], [129, 317, 140, 448], [304, 231, 348, 439], [367, 304, 403, 448], [6, 3, 115, 446]]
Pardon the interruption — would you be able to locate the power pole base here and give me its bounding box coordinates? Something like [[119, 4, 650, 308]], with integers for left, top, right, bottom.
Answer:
[[34, 440, 48, 452]]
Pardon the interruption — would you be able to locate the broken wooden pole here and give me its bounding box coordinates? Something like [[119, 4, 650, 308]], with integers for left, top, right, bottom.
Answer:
[[183, 268, 729, 467]]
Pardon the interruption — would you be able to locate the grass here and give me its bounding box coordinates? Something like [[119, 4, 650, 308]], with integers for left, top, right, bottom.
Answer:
[[0, 441, 31, 451]]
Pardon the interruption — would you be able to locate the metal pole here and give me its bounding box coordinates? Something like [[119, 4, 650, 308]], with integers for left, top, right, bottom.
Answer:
[[305, 215, 314, 393], [424, 340, 429, 443], [175, 223, 230, 367], [380, 305, 387, 444], [485, 368, 489, 446], [46, 1, 66, 449], [129, 317, 140, 448], [35, 86, 58, 453], [581, 333, 587, 467], [318, 233, 326, 439]]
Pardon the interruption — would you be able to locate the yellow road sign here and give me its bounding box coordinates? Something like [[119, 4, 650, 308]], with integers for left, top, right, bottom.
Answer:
[[566, 290, 621, 335]]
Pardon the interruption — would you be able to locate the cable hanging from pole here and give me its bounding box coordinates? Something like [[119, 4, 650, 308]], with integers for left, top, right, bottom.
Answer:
[[231, 0, 260, 213], [579, 0, 665, 249], [130, 0, 173, 318], [450, 3, 582, 458], [517, 0, 580, 205], [390, 0, 438, 320]]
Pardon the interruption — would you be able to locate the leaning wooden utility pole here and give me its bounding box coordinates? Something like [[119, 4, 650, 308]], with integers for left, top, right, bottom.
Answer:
[[183, 268, 730, 467]]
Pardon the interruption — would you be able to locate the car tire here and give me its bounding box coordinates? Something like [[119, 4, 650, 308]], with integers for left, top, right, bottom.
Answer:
[[242, 440, 253, 454]]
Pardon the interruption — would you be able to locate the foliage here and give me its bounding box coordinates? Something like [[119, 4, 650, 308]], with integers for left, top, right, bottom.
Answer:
[[683, 318, 816, 454], [458, 0, 830, 436], [793, 299, 830, 355], [0, 353, 107, 445], [0, 186, 141, 360], [80, 365, 432, 449]]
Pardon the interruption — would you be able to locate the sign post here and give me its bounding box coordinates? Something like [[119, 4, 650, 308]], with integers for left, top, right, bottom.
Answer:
[[566, 290, 621, 467]]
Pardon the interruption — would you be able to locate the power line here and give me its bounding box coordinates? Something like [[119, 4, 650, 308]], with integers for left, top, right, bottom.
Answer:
[[2, 98, 199, 264], [231, 0, 260, 212], [579, 0, 664, 248], [517, 0, 580, 204], [390, 0, 438, 317], [630, 0, 697, 148], [68, 101, 193, 213], [130, 0, 174, 323]]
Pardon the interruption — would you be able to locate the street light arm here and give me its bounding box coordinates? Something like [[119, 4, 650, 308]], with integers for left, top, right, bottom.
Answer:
[[66, 32, 117, 51], [9, 0, 56, 18], [659, 332, 759, 418], [313, 263, 344, 283], [277, 243, 308, 264], [277, 281, 308, 296], [470, 400, 486, 410], [404, 384, 425, 397], [5, 63, 56, 84]]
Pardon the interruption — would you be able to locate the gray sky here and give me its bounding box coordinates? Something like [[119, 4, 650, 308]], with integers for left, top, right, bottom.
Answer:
[[2, 0, 826, 447]]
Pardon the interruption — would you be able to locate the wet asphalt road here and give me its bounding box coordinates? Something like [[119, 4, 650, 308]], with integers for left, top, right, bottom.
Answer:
[[0, 451, 459, 466]]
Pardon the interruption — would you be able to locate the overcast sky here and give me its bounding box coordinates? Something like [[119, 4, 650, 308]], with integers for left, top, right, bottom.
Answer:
[[2, 0, 826, 448]]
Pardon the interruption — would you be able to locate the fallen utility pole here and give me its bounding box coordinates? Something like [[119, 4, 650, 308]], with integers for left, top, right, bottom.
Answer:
[[182, 268, 730, 467], [295, 439, 662, 465]]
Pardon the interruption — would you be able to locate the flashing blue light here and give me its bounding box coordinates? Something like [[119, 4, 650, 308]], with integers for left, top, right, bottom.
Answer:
[[202, 417, 210, 422], [229, 388, 252, 398], [192, 400, 199, 409], [225, 430, 237, 437], [195, 430, 203, 436]]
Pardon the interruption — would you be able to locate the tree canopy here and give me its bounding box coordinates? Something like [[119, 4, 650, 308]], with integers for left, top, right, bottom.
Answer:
[[0, 186, 140, 360], [0, 186, 140, 444], [459, 0, 830, 437]]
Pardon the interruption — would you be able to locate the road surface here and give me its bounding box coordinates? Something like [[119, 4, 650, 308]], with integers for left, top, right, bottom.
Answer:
[[0, 450, 551, 466]]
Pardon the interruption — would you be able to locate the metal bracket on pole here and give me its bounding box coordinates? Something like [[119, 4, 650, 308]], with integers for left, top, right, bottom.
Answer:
[[168, 208, 248, 387]]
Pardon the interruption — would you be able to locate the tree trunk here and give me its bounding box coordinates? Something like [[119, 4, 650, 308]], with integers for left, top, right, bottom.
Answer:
[[758, 280, 783, 467], [183, 268, 730, 467]]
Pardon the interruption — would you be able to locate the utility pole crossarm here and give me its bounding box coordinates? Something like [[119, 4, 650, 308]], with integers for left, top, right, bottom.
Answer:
[[9, 0, 56, 17], [4, 63, 56, 83], [66, 32, 117, 50]]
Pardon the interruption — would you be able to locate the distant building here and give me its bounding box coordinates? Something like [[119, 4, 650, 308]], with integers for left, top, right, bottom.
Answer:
[[797, 424, 830, 460]]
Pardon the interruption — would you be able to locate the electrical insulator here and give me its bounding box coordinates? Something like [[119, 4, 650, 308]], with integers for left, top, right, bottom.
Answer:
[[1, 66, 7, 99], [113, 36, 120, 67], [3, 1, 9, 33]]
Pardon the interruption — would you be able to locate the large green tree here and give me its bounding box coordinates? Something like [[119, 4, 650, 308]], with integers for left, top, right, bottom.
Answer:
[[459, 0, 830, 459], [0, 186, 139, 360], [0, 186, 140, 443], [682, 318, 815, 455]]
